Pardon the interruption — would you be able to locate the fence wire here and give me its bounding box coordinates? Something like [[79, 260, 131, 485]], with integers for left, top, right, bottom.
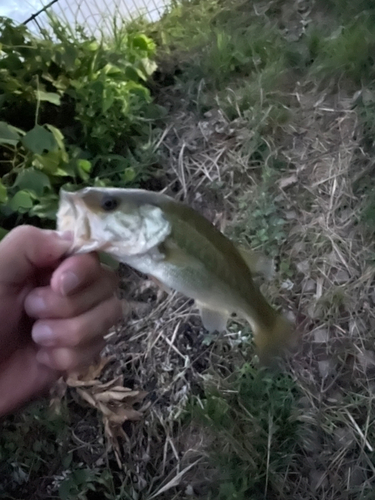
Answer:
[[25, 0, 170, 36]]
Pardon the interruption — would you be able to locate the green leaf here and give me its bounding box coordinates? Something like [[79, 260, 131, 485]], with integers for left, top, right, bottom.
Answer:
[[124, 65, 146, 82], [14, 169, 51, 196], [45, 124, 66, 151], [76, 159, 92, 181], [126, 81, 150, 99], [103, 63, 121, 76], [58, 477, 74, 500], [35, 90, 61, 106], [0, 179, 8, 203], [139, 58, 157, 76], [132, 34, 155, 53], [0, 121, 21, 146], [62, 46, 78, 71], [72, 468, 92, 484], [22, 125, 57, 154], [143, 104, 167, 120], [9, 190, 34, 212], [30, 194, 58, 219], [32, 151, 68, 176], [62, 452, 73, 469], [123, 167, 136, 182], [0, 227, 8, 240]]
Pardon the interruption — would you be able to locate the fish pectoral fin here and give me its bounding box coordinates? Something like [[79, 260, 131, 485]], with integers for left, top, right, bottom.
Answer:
[[237, 246, 275, 281], [197, 303, 228, 333]]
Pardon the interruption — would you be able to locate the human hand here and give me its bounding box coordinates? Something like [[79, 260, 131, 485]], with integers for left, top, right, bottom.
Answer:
[[0, 226, 122, 416]]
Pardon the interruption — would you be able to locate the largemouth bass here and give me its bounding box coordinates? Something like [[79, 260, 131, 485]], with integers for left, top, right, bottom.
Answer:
[[57, 187, 295, 362]]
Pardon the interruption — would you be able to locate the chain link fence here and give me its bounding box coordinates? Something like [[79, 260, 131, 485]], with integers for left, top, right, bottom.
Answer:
[[24, 0, 170, 36]]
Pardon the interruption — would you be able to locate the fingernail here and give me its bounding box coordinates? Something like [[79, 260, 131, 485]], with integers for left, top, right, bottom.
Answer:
[[36, 350, 52, 367], [60, 271, 80, 296], [32, 324, 55, 346], [25, 293, 46, 315]]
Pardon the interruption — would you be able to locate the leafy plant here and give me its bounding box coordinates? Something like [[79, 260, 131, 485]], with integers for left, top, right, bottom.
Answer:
[[233, 169, 287, 258], [0, 17, 165, 235], [0, 402, 119, 499]]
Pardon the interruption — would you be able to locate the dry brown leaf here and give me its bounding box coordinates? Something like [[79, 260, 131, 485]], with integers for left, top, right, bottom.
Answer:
[[67, 357, 112, 387], [64, 356, 148, 463], [49, 377, 68, 414], [76, 387, 97, 407], [94, 376, 124, 390], [94, 389, 148, 404], [98, 402, 143, 423]]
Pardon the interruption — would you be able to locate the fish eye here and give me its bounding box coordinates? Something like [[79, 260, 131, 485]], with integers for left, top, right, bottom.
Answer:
[[101, 196, 119, 211]]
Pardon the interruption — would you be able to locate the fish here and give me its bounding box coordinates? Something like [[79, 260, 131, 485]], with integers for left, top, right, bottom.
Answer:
[[57, 187, 295, 363]]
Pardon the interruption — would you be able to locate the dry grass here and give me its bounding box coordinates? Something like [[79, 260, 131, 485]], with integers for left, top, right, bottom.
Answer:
[[78, 74, 375, 499], [279, 83, 375, 498], [34, 70, 374, 500]]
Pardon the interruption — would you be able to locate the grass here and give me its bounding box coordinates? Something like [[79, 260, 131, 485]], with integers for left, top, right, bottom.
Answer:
[[187, 364, 301, 499], [3, 0, 375, 499]]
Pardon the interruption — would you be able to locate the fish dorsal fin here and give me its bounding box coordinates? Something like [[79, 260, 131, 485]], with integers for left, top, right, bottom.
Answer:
[[237, 246, 275, 280]]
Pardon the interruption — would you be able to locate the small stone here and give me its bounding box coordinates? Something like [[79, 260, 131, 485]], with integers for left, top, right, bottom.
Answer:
[[285, 210, 298, 220], [318, 359, 333, 379], [304, 279, 316, 292], [314, 328, 329, 343], [185, 485, 194, 496], [357, 349, 375, 371], [296, 260, 310, 274], [334, 269, 350, 284]]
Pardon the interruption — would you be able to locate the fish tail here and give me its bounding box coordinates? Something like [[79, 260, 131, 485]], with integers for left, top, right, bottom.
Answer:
[[251, 314, 296, 365]]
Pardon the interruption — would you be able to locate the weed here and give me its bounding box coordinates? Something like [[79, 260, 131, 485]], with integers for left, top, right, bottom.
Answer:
[[187, 363, 301, 499], [0, 401, 122, 500], [0, 17, 165, 235], [232, 169, 287, 258]]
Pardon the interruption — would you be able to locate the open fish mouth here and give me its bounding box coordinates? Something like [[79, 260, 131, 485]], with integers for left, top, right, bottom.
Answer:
[[57, 190, 107, 254], [56, 188, 172, 258]]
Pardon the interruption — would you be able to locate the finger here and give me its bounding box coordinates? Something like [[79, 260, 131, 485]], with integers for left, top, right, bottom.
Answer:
[[0, 227, 73, 288], [25, 267, 117, 319], [50, 253, 113, 297], [36, 339, 105, 372], [0, 345, 57, 417], [31, 295, 122, 347]]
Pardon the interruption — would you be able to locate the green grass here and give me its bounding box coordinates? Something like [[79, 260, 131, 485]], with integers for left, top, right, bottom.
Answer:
[[187, 364, 301, 499]]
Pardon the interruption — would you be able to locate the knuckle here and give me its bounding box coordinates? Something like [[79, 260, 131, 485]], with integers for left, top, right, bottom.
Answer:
[[53, 348, 75, 371], [47, 296, 78, 319], [104, 298, 122, 328], [65, 320, 84, 347], [13, 225, 41, 240], [78, 252, 100, 272], [103, 273, 119, 295]]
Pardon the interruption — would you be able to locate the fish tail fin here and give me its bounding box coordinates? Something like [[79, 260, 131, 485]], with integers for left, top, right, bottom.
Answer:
[[251, 314, 297, 365]]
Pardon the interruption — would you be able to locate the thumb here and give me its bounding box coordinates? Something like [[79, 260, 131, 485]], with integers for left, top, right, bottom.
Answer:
[[0, 226, 73, 287]]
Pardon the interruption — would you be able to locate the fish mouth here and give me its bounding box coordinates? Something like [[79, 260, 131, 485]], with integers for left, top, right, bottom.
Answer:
[[57, 189, 104, 254]]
